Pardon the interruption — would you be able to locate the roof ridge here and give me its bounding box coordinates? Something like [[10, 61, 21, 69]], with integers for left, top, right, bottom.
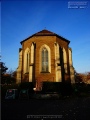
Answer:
[[34, 29, 56, 35], [20, 29, 70, 44]]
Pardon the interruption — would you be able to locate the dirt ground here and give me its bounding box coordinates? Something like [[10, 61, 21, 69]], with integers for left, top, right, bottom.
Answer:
[[1, 96, 90, 120]]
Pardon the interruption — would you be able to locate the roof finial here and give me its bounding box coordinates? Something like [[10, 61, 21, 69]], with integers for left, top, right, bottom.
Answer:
[[44, 27, 46, 30]]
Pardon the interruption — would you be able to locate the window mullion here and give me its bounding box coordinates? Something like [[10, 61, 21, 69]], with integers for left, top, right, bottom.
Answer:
[[27, 53, 28, 72], [45, 50, 46, 71], [41, 48, 48, 72]]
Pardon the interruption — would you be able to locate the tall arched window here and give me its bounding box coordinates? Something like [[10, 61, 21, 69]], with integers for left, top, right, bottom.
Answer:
[[26, 52, 30, 72], [42, 48, 48, 72], [24, 48, 30, 73], [42, 47, 48, 72], [40, 44, 51, 73], [63, 47, 67, 73]]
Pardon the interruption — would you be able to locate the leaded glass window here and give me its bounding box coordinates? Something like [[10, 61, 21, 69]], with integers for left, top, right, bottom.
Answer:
[[42, 47, 48, 72]]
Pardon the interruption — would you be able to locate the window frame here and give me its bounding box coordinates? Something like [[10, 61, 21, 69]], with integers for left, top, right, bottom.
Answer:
[[41, 47, 49, 72], [40, 44, 51, 73], [24, 48, 30, 74]]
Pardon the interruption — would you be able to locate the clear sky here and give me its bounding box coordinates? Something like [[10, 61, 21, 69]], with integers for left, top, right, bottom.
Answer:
[[1, 0, 90, 73]]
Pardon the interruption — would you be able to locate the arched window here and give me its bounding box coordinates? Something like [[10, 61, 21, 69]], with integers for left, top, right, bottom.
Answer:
[[63, 47, 67, 73], [40, 44, 51, 73], [24, 48, 30, 73], [42, 47, 48, 72], [26, 52, 30, 72]]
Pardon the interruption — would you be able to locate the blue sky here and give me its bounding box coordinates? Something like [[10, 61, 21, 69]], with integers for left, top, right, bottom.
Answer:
[[1, 0, 90, 73]]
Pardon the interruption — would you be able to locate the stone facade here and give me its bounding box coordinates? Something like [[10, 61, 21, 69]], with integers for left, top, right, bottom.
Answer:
[[16, 29, 75, 90]]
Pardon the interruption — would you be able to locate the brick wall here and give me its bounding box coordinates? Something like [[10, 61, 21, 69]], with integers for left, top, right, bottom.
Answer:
[[21, 35, 70, 84]]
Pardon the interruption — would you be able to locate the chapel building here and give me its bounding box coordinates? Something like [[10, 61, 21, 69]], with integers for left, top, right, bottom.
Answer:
[[16, 29, 75, 90]]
